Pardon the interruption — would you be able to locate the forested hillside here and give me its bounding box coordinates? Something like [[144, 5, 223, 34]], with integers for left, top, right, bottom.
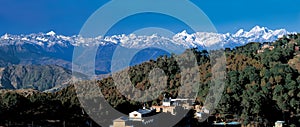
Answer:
[[0, 65, 73, 91]]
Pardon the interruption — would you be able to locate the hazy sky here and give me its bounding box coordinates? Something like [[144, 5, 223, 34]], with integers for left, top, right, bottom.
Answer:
[[0, 0, 299, 35]]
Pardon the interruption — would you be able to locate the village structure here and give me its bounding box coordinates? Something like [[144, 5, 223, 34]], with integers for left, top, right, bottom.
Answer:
[[257, 43, 275, 53], [257, 36, 300, 54], [109, 94, 266, 127], [110, 94, 193, 127]]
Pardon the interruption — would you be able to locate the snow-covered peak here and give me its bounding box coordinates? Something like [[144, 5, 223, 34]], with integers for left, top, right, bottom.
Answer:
[[173, 30, 195, 42], [273, 29, 289, 37], [244, 26, 268, 38], [250, 26, 268, 33], [234, 29, 245, 37], [177, 30, 189, 36], [0, 26, 294, 50], [46, 31, 56, 36], [1, 33, 9, 40]]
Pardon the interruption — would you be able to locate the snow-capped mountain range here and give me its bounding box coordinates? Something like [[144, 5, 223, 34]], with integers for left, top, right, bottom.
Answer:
[[0, 26, 294, 91], [0, 26, 292, 50]]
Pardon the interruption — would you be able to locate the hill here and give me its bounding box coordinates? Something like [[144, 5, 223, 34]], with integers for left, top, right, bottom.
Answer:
[[0, 65, 72, 91]]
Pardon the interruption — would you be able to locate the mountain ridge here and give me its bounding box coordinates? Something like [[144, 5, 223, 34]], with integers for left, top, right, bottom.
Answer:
[[0, 26, 294, 76], [0, 26, 292, 50], [0, 65, 73, 91], [0, 26, 296, 92]]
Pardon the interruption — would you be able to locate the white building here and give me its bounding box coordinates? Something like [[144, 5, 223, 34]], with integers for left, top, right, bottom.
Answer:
[[275, 121, 285, 127], [162, 97, 173, 106], [129, 111, 142, 121]]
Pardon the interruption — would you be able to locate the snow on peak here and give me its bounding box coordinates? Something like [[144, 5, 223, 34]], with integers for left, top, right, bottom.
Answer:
[[46, 31, 56, 36], [234, 29, 245, 37], [250, 26, 268, 33], [0, 26, 293, 50], [1, 33, 9, 40], [174, 30, 195, 42], [178, 30, 189, 36]]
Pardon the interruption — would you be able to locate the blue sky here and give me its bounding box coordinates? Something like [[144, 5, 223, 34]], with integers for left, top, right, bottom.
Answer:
[[0, 0, 299, 36]]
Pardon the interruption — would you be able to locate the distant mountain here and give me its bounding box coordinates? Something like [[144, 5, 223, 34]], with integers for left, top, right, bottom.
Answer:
[[0, 26, 292, 74], [0, 26, 294, 91], [0, 26, 290, 49], [0, 65, 73, 91]]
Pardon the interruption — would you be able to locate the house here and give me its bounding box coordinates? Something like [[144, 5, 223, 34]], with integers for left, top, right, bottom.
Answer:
[[152, 105, 176, 115], [162, 97, 172, 106], [151, 95, 177, 115], [275, 121, 286, 127], [152, 95, 191, 115], [110, 117, 133, 127], [128, 106, 156, 121], [111, 106, 155, 127], [137, 108, 155, 116], [129, 111, 142, 121], [212, 121, 241, 127], [257, 43, 275, 53], [194, 107, 210, 120]]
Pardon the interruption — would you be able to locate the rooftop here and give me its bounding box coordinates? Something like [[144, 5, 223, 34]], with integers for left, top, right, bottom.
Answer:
[[114, 116, 128, 122]]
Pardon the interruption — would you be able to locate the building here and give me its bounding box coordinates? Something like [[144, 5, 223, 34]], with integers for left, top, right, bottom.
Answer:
[[110, 117, 133, 127], [275, 121, 286, 127], [162, 97, 172, 106], [152, 105, 176, 115], [128, 106, 156, 121], [194, 106, 213, 122], [257, 43, 275, 53], [152, 95, 191, 115], [151, 95, 177, 115], [129, 111, 142, 121], [212, 121, 241, 127], [136, 108, 155, 117], [194, 107, 210, 120]]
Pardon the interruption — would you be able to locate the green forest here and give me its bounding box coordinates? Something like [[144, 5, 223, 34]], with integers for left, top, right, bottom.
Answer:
[[1, 34, 300, 126]]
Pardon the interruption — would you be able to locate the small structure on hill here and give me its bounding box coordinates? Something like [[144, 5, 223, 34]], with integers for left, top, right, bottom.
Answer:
[[129, 111, 143, 121], [128, 105, 155, 122], [212, 121, 241, 127], [152, 95, 177, 115], [257, 43, 275, 53], [110, 117, 133, 127], [194, 106, 210, 120], [275, 121, 286, 127], [152, 94, 192, 115]]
